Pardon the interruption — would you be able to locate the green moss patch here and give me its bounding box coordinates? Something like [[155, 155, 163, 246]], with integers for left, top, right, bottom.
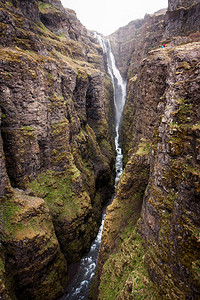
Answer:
[[136, 138, 150, 156], [98, 225, 157, 300], [29, 167, 90, 221], [38, 2, 60, 14]]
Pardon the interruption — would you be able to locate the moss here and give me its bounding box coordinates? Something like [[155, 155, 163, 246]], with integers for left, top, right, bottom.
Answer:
[[20, 125, 34, 132], [1, 197, 20, 236], [192, 260, 200, 282], [99, 138, 112, 154], [0, 246, 11, 300], [1, 195, 43, 240], [192, 122, 200, 130], [98, 225, 157, 300], [177, 62, 191, 70], [171, 98, 192, 125], [149, 185, 175, 213], [29, 168, 87, 219], [1, 112, 6, 119], [85, 124, 105, 163], [0, 190, 68, 299], [136, 138, 150, 156], [48, 94, 66, 110], [28, 163, 97, 261], [38, 2, 60, 14], [57, 33, 68, 41], [1, 71, 13, 80]]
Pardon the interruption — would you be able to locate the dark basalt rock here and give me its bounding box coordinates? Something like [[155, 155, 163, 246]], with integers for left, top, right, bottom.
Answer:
[[0, 0, 115, 298], [96, 1, 200, 299], [168, 0, 200, 11]]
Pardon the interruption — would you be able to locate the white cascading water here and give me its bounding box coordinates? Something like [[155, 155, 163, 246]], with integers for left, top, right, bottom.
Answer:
[[63, 33, 126, 300], [96, 34, 126, 186]]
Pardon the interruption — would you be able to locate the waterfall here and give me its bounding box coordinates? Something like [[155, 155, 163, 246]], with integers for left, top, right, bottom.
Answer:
[[96, 35, 126, 128], [62, 33, 126, 300], [96, 34, 126, 186]]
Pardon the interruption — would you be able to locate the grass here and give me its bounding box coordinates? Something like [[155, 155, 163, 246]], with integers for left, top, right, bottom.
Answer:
[[38, 2, 60, 14], [29, 167, 91, 221], [136, 138, 150, 156], [98, 224, 157, 299]]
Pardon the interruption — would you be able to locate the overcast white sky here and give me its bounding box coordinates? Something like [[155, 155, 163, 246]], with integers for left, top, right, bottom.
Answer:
[[61, 0, 168, 35]]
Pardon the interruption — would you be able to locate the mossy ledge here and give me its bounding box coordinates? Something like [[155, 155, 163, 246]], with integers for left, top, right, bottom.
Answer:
[[0, 0, 115, 298], [95, 7, 200, 299]]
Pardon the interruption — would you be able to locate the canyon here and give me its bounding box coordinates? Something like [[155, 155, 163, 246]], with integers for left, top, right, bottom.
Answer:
[[0, 0, 199, 299]]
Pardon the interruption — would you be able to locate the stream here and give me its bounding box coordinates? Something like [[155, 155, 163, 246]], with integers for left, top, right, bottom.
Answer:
[[63, 34, 126, 300]]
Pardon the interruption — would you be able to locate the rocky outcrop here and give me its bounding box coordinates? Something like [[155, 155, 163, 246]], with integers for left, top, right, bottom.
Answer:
[[0, 0, 115, 298], [165, 1, 200, 39], [96, 1, 200, 299], [1, 189, 67, 299], [121, 48, 170, 165], [168, 0, 200, 10]]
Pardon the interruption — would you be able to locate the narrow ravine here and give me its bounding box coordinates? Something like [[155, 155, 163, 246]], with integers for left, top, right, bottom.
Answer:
[[63, 34, 126, 300]]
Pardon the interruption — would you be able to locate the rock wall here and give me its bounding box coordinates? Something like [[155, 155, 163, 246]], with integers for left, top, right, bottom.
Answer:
[[139, 41, 200, 299], [0, 0, 115, 298], [165, 1, 200, 38], [109, 1, 200, 80], [108, 10, 166, 79], [168, 0, 200, 10], [96, 1, 200, 299]]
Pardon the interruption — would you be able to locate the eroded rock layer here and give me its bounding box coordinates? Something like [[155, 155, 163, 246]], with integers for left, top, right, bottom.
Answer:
[[0, 0, 115, 298], [96, 0, 200, 299]]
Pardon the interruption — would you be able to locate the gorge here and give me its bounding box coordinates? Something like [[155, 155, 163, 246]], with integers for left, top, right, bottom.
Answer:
[[62, 34, 126, 300], [0, 0, 200, 299]]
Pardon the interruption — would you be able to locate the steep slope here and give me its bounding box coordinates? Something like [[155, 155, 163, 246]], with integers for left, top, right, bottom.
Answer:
[[96, 0, 200, 299], [0, 0, 115, 298], [139, 41, 200, 299]]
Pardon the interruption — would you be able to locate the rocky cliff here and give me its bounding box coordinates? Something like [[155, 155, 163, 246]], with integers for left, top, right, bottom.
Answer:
[[96, 0, 200, 299], [168, 0, 200, 10], [108, 9, 166, 80], [0, 0, 115, 298], [1, 0, 200, 299]]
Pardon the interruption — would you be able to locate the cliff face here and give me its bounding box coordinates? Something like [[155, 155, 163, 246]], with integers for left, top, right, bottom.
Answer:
[[108, 10, 166, 79], [168, 0, 200, 10], [1, 0, 200, 299], [96, 0, 200, 299], [139, 41, 200, 299], [0, 0, 115, 298], [109, 0, 200, 80]]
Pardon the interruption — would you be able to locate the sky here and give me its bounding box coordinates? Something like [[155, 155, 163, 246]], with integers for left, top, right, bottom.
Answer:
[[61, 0, 168, 36]]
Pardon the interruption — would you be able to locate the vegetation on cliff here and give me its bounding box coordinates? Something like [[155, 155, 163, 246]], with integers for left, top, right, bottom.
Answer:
[[0, 0, 115, 298], [0, 0, 200, 299], [96, 1, 200, 299]]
